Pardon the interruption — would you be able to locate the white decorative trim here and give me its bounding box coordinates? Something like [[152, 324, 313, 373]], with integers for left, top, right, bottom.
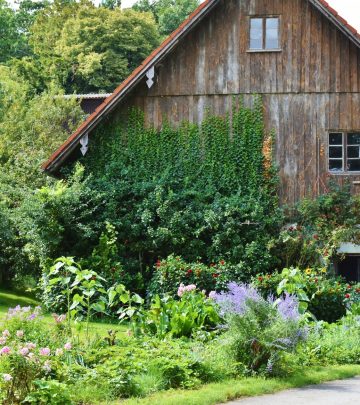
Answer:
[[80, 133, 89, 156], [146, 66, 155, 89]]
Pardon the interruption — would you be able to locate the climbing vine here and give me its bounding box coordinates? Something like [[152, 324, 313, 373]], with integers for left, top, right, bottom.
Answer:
[[69, 97, 282, 289], [86, 97, 275, 197]]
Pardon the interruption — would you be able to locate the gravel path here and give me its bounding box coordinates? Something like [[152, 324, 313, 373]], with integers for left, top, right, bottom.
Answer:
[[225, 377, 360, 405]]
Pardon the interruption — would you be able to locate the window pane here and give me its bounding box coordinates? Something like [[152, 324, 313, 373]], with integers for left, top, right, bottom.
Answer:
[[250, 18, 263, 49], [347, 133, 360, 145], [265, 18, 279, 49], [347, 146, 360, 158], [329, 160, 343, 172], [329, 146, 343, 158], [329, 133, 343, 145], [347, 159, 360, 172]]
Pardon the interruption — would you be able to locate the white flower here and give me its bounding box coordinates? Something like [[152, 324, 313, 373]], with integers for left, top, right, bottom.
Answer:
[[16, 330, 24, 338], [3, 374, 12, 382]]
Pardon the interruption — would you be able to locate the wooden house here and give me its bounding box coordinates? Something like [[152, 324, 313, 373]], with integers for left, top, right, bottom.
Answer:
[[43, 0, 360, 206]]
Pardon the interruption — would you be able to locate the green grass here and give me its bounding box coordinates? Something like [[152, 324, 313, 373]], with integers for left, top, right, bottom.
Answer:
[[0, 288, 128, 340], [117, 365, 360, 405]]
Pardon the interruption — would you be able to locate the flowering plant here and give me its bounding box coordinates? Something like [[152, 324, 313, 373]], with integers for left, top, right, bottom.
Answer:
[[148, 254, 248, 298], [0, 306, 73, 403], [253, 268, 359, 323], [214, 283, 307, 375]]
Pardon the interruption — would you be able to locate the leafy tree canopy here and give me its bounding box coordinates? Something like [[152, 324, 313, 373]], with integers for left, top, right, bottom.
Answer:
[[133, 0, 200, 36], [13, 0, 160, 93]]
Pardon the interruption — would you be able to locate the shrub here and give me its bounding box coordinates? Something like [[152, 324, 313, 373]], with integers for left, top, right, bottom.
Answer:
[[215, 283, 307, 375], [297, 316, 360, 366], [271, 183, 360, 269], [252, 267, 360, 323], [24, 379, 73, 405], [148, 255, 252, 298]]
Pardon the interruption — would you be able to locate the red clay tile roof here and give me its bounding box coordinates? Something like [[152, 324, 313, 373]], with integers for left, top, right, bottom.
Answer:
[[42, 0, 360, 173], [312, 0, 360, 40]]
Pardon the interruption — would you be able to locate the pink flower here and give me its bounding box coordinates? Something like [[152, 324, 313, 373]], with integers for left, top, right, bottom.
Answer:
[[55, 348, 64, 356], [0, 337, 7, 345], [39, 347, 50, 356], [16, 330, 24, 338], [177, 283, 186, 297], [0, 346, 11, 355], [19, 347, 29, 356], [64, 342, 72, 351], [26, 342, 36, 350], [2, 330, 10, 338], [3, 374, 12, 382], [209, 291, 217, 300], [177, 284, 197, 297], [185, 284, 196, 293]]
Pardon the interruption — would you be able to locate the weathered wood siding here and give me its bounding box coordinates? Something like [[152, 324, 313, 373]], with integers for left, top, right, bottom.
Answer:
[[110, 0, 360, 204]]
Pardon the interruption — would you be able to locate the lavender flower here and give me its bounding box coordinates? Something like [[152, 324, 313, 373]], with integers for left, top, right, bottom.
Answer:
[[276, 293, 300, 321], [215, 283, 262, 316]]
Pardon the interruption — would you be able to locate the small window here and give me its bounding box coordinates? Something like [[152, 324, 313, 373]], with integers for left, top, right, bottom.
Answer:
[[329, 132, 360, 173], [249, 16, 280, 50]]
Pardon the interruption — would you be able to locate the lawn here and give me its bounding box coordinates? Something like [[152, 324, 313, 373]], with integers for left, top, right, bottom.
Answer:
[[117, 365, 360, 405], [0, 288, 128, 339]]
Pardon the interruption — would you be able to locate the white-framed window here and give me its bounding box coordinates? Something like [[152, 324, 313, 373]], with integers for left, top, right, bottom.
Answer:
[[329, 132, 360, 173], [249, 16, 280, 51]]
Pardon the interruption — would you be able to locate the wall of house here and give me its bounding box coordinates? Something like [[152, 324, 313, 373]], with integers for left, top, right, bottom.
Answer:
[[109, 0, 360, 204]]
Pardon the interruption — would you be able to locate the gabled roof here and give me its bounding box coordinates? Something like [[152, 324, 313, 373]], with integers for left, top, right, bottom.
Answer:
[[42, 0, 360, 173]]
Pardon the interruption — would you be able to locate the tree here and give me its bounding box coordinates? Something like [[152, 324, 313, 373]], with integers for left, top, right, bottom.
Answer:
[[133, 0, 199, 36], [0, 0, 20, 63], [101, 0, 121, 9], [0, 0, 48, 63], [14, 0, 160, 93]]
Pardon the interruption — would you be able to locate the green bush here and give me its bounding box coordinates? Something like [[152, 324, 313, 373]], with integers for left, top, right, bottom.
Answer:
[[24, 379, 73, 405], [148, 255, 262, 298], [134, 288, 220, 339], [271, 182, 360, 269], [252, 267, 360, 323], [297, 316, 360, 366]]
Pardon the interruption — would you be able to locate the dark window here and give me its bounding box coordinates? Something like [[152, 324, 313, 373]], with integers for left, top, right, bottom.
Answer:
[[249, 17, 280, 50], [329, 132, 360, 173], [337, 255, 360, 282]]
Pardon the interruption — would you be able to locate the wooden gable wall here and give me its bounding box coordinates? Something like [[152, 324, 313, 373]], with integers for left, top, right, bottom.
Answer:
[[108, 0, 360, 204]]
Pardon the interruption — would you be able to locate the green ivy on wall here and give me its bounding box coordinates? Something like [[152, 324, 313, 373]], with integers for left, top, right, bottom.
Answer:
[[72, 96, 282, 289]]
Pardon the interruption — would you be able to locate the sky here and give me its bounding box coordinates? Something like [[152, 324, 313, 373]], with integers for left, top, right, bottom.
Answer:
[[121, 0, 360, 31]]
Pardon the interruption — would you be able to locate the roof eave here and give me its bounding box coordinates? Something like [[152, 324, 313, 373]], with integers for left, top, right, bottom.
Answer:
[[309, 0, 360, 48]]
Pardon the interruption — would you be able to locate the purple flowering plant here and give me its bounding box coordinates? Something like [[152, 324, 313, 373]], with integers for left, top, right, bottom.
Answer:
[[214, 283, 307, 375]]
